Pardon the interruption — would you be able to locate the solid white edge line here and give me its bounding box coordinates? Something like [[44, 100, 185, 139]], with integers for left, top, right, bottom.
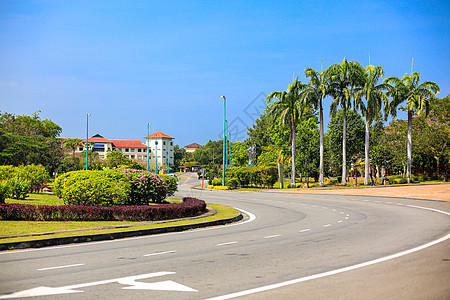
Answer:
[[37, 263, 85, 271], [205, 232, 450, 300]]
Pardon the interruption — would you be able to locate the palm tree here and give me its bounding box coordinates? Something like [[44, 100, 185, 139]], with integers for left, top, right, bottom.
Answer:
[[266, 76, 306, 188], [326, 58, 365, 185], [354, 65, 389, 185], [384, 71, 440, 183], [301, 66, 330, 187]]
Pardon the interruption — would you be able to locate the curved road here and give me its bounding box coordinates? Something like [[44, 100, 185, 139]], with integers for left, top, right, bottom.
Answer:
[[0, 173, 448, 299]]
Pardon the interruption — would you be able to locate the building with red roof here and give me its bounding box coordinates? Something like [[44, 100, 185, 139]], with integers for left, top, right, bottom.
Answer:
[[143, 131, 175, 166], [185, 142, 203, 153]]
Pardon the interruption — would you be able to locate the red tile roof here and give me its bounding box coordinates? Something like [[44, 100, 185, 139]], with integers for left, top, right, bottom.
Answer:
[[81, 137, 114, 143], [144, 131, 175, 139], [185, 143, 203, 148], [112, 140, 147, 148]]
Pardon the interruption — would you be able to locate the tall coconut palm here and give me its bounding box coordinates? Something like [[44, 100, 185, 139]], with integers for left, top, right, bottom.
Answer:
[[384, 71, 440, 183], [266, 76, 306, 188], [354, 65, 389, 185], [301, 66, 331, 187], [326, 58, 365, 185]]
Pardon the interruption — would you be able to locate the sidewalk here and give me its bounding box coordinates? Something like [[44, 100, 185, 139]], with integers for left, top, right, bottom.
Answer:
[[272, 182, 450, 202]]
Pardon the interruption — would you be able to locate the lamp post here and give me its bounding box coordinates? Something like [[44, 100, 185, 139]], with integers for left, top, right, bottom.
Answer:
[[167, 145, 170, 175], [220, 96, 227, 186], [155, 141, 158, 174], [147, 123, 151, 171], [85, 114, 91, 170], [184, 147, 186, 173], [228, 132, 231, 167]]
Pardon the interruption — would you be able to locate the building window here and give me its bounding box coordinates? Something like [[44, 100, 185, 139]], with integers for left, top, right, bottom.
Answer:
[[130, 155, 135, 159], [138, 149, 142, 152], [163, 141, 166, 145], [79, 147, 83, 151], [125, 148, 129, 152], [170, 142, 173, 146], [130, 149, 135, 152]]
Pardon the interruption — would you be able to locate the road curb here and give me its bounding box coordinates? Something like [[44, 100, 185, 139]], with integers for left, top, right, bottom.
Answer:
[[0, 213, 243, 251]]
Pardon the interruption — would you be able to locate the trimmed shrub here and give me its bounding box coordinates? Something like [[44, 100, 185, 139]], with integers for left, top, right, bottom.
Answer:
[[211, 178, 222, 186], [0, 181, 11, 204], [122, 169, 168, 204], [0, 197, 206, 221], [54, 170, 129, 206], [225, 178, 238, 189], [214, 186, 230, 190], [8, 179, 31, 199], [160, 175, 178, 196]]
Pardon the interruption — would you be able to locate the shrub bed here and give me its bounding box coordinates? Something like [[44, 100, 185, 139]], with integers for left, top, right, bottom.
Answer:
[[0, 165, 50, 201], [54, 169, 175, 206], [0, 197, 206, 221]]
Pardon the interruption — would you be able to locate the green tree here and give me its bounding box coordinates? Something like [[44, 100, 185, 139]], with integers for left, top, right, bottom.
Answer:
[[354, 65, 389, 185], [266, 76, 307, 187], [64, 138, 82, 157], [327, 58, 365, 185], [384, 71, 440, 183], [301, 65, 331, 186], [327, 109, 365, 179]]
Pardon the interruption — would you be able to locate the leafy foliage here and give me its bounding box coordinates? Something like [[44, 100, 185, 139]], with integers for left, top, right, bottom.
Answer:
[[0, 197, 206, 221]]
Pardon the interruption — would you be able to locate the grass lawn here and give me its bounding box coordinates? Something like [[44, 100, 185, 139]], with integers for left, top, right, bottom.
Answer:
[[0, 192, 240, 244]]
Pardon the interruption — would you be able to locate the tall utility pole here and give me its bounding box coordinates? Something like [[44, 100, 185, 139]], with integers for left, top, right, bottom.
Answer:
[[220, 96, 227, 186], [85, 114, 91, 170], [147, 123, 151, 171]]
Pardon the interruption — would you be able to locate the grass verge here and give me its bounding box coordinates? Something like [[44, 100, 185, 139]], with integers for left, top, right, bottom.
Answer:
[[0, 203, 239, 244]]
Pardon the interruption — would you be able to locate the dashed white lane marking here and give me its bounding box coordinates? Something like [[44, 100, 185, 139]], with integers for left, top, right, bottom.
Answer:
[[345, 216, 349, 220], [340, 211, 345, 214], [299, 229, 311, 233], [37, 264, 85, 271], [144, 250, 176, 257], [264, 235, 281, 239], [332, 209, 337, 212], [323, 224, 331, 227], [216, 241, 238, 246], [206, 232, 450, 300], [338, 220, 343, 223]]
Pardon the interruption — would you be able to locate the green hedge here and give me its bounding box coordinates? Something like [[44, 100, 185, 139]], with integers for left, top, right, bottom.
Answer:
[[0, 165, 50, 200], [225, 166, 278, 188], [54, 169, 175, 206]]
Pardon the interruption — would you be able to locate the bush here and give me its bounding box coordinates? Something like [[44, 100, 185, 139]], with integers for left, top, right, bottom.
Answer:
[[56, 170, 129, 206], [225, 178, 238, 189], [214, 186, 230, 190], [211, 178, 222, 186], [0, 197, 206, 221], [122, 169, 168, 204], [160, 175, 178, 196], [0, 181, 11, 204], [8, 179, 31, 199], [0, 165, 50, 199]]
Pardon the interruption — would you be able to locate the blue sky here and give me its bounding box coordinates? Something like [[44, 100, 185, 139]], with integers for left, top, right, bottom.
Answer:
[[1, 0, 449, 147]]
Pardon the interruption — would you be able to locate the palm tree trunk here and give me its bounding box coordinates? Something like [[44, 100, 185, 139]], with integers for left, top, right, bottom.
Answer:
[[341, 105, 347, 186], [407, 110, 413, 183], [364, 114, 370, 185], [319, 100, 324, 187], [291, 122, 296, 188]]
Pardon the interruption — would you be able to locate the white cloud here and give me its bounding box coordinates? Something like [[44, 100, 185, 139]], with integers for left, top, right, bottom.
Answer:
[[0, 81, 18, 87]]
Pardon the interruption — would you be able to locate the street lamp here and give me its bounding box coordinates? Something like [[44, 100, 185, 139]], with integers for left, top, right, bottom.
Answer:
[[184, 147, 187, 173], [228, 132, 231, 167], [85, 114, 91, 170], [155, 141, 158, 174], [147, 123, 151, 171], [220, 96, 227, 186]]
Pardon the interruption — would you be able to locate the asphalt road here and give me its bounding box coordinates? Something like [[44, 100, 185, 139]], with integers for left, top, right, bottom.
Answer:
[[0, 173, 448, 299]]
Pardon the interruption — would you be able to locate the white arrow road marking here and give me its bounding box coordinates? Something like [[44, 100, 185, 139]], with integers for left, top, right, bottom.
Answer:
[[122, 280, 197, 292], [0, 271, 197, 299]]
